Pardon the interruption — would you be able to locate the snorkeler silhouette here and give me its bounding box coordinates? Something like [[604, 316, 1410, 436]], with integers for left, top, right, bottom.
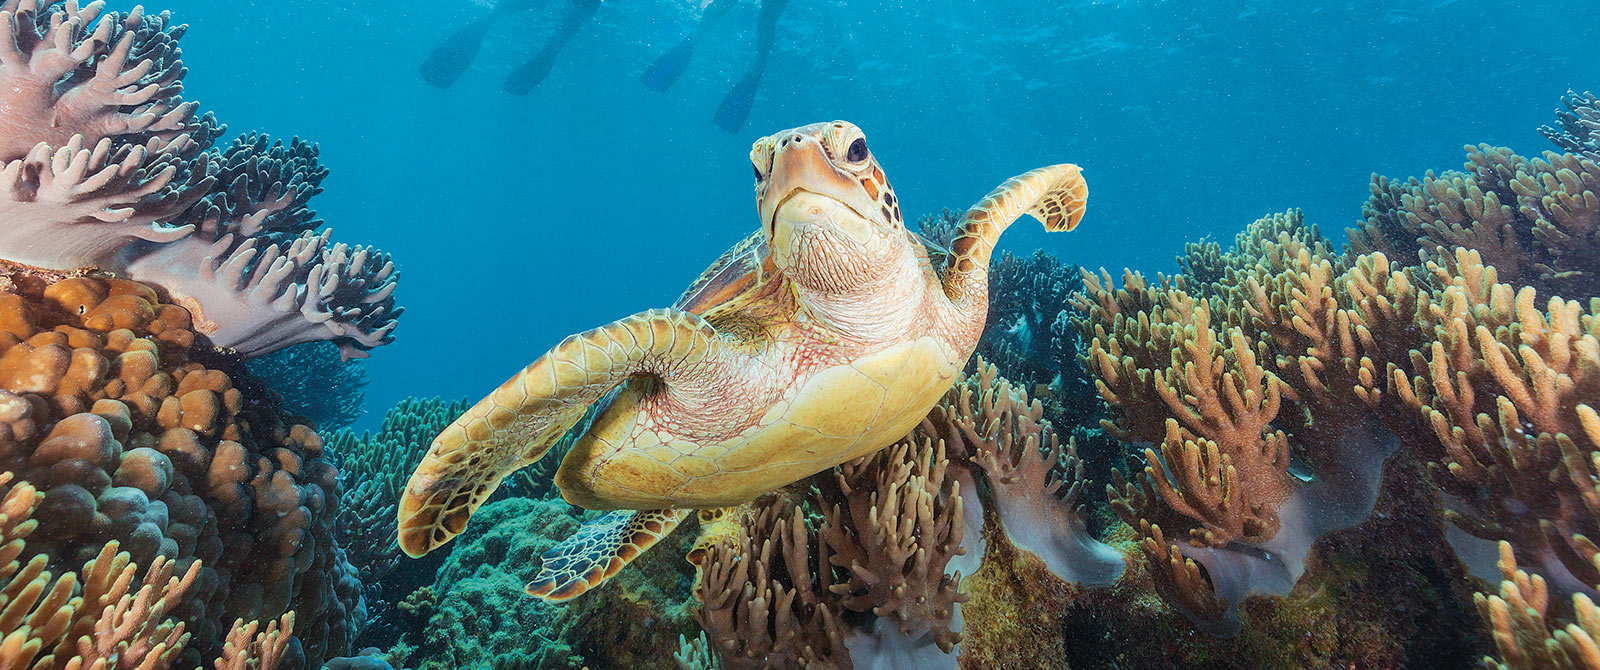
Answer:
[[419, 0, 602, 95], [641, 0, 791, 133]]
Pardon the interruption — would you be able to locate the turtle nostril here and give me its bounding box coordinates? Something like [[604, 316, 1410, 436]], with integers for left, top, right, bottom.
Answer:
[[792, 134, 803, 143]]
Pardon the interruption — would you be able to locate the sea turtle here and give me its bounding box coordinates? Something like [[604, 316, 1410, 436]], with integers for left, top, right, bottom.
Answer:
[[397, 120, 1086, 601]]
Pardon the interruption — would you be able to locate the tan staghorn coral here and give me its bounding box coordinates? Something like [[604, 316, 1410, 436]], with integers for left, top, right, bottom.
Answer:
[[921, 357, 1123, 585], [1396, 247, 1600, 595], [688, 435, 972, 669], [1352, 144, 1600, 298], [1075, 211, 1404, 631], [1477, 542, 1600, 670], [684, 359, 1129, 669], [212, 612, 294, 670], [692, 501, 849, 669], [1079, 274, 1293, 549], [0, 471, 304, 670], [818, 437, 967, 655]]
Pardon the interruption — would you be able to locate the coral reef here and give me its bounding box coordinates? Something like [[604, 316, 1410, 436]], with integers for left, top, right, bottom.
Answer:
[[327, 396, 467, 612], [689, 437, 967, 670], [0, 0, 401, 360], [1543, 90, 1600, 162], [1349, 144, 1600, 298], [0, 470, 312, 670], [976, 249, 1101, 424], [0, 271, 361, 666], [684, 359, 1124, 669], [402, 496, 696, 670], [1074, 211, 1402, 631], [244, 341, 369, 431], [1475, 541, 1600, 670]]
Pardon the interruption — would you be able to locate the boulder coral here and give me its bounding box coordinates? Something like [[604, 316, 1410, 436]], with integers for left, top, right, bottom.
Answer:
[[0, 270, 362, 667], [0, 469, 306, 670], [0, 0, 401, 359]]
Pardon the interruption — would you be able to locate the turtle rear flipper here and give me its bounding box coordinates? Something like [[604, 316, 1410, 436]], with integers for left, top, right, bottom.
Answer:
[[527, 508, 688, 601], [397, 308, 731, 558]]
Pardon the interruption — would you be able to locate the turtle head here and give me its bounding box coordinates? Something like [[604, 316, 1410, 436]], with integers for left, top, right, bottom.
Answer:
[[753, 121, 906, 293]]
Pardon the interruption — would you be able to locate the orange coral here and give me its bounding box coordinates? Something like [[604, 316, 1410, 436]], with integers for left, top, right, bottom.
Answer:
[[0, 272, 360, 666]]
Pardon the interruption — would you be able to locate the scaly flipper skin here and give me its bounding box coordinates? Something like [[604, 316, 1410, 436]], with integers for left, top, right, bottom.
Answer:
[[944, 164, 1088, 301], [526, 508, 689, 601], [397, 308, 727, 558]]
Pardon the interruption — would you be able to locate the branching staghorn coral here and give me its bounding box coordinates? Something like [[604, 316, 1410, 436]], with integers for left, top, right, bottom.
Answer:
[[0, 1, 401, 360], [1075, 211, 1403, 632], [0, 471, 308, 670], [685, 359, 1129, 668], [920, 358, 1124, 586], [1395, 247, 1600, 597], [688, 437, 969, 669], [1543, 90, 1600, 162], [692, 501, 849, 669], [819, 438, 967, 655], [1350, 144, 1600, 298], [1475, 542, 1600, 670]]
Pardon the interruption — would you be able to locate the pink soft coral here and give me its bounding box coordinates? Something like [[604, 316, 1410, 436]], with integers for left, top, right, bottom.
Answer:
[[0, 1, 400, 359], [0, 1, 198, 159]]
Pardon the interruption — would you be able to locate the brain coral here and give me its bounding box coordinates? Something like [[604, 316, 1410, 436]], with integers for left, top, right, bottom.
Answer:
[[0, 268, 362, 666], [0, 0, 401, 360]]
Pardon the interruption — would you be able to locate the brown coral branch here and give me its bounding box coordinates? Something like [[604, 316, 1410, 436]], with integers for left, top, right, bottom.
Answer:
[[693, 501, 849, 670], [819, 438, 968, 653]]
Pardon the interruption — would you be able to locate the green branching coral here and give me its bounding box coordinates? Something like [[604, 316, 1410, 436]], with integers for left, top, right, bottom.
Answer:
[[329, 396, 470, 502], [411, 498, 586, 670], [327, 396, 468, 637], [246, 341, 369, 430], [406, 496, 695, 670]]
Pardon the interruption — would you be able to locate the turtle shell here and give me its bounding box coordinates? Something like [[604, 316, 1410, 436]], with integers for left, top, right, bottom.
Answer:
[[673, 231, 775, 315]]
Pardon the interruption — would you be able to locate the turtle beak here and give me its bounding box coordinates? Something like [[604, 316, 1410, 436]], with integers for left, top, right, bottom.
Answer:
[[760, 132, 867, 237]]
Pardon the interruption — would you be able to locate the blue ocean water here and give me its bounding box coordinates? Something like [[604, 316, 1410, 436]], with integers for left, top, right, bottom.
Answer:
[[155, 0, 1598, 427]]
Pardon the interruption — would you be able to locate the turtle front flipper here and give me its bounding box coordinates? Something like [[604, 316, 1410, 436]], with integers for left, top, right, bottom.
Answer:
[[397, 308, 730, 558], [526, 508, 689, 601], [942, 164, 1088, 304]]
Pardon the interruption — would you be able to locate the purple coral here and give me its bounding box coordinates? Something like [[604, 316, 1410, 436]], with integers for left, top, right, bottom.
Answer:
[[0, 2, 200, 159], [121, 134, 400, 359], [0, 1, 400, 359]]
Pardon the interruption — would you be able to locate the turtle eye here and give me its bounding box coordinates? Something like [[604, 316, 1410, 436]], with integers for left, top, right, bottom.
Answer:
[[846, 137, 869, 163]]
